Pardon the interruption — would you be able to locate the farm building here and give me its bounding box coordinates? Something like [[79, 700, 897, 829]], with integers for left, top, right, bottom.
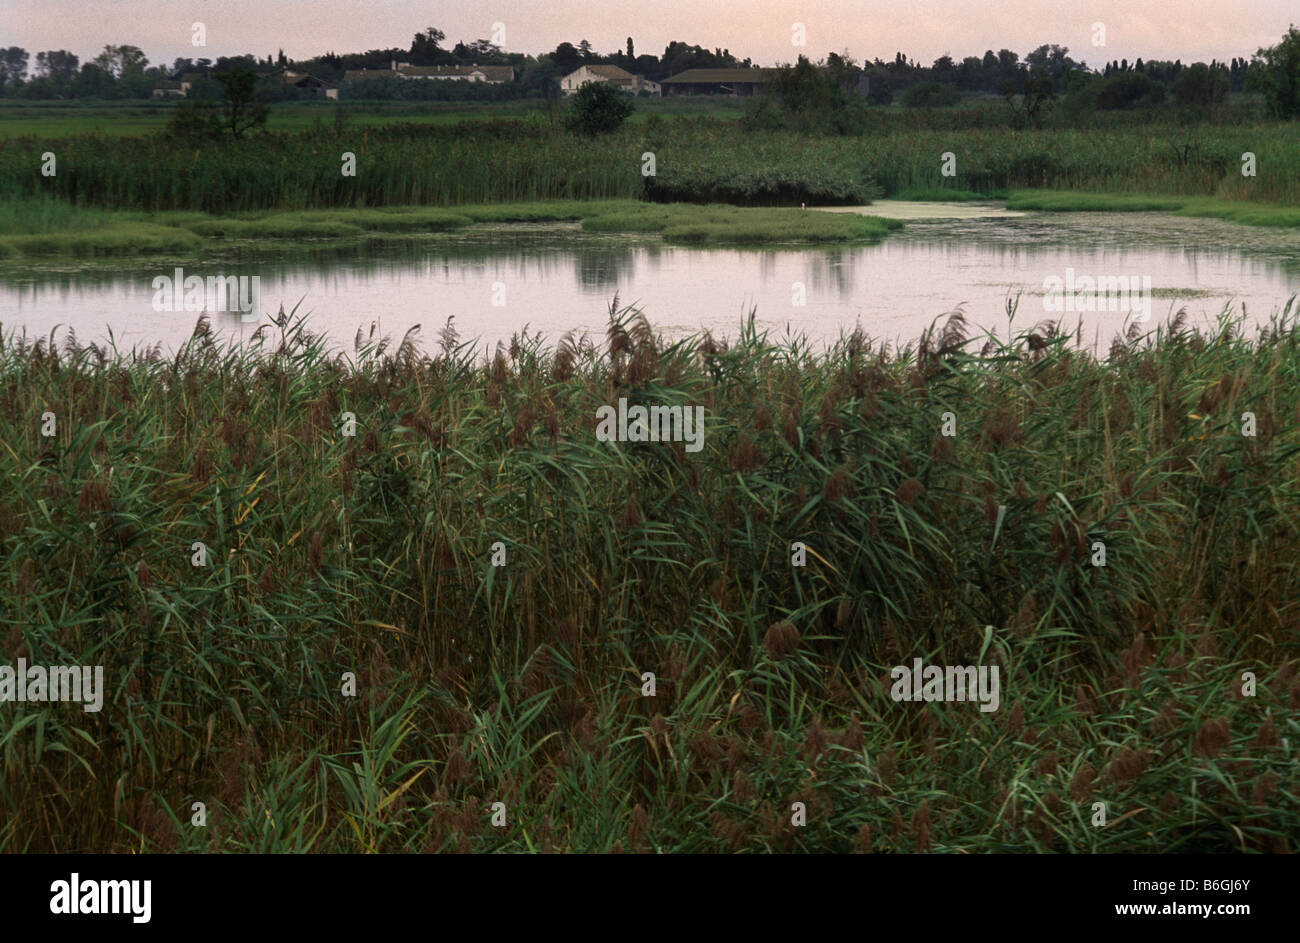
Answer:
[[560, 64, 660, 95], [275, 69, 339, 99], [660, 67, 781, 95], [343, 62, 514, 84], [152, 72, 209, 98]]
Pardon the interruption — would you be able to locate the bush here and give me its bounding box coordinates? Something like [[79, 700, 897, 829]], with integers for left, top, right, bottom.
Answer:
[[564, 80, 634, 135], [901, 82, 962, 108], [1095, 71, 1167, 110], [166, 99, 224, 143]]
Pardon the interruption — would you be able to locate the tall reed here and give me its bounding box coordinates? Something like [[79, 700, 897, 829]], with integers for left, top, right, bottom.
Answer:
[[0, 298, 1296, 852]]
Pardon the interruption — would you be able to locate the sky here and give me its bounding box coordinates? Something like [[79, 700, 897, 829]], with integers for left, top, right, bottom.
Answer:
[[2, 0, 1293, 71]]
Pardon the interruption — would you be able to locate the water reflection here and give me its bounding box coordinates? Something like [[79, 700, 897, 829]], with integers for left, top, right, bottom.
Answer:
[[1, 213, 1296, 356]]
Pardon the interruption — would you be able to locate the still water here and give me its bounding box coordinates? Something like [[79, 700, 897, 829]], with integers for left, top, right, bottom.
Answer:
[[2, 205, 1297, 357]]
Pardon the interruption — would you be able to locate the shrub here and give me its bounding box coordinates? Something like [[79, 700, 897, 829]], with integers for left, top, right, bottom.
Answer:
[[1095, 71, 1166, 110], [166, 99, 224, 143], [901, 82, 962, 108], [564, 80, 634, 135]]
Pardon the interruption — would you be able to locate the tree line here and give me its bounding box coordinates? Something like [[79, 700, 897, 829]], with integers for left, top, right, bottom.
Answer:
[[1, 24, 1296, 121]]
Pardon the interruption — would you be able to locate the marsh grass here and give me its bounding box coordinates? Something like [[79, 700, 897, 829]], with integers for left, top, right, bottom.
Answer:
[[3, 119, 1298, 213], [1006, 190, 1300, 226], [0, 298, 1297, 852], [0, 199, 900, 258]]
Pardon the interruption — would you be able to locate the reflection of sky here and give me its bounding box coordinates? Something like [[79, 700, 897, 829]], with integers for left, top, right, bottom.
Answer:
[[1, 213, 1297, 358]]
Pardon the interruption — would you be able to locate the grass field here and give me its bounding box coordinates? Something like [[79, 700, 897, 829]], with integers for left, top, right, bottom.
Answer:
[[0, 298, 1296, 852]]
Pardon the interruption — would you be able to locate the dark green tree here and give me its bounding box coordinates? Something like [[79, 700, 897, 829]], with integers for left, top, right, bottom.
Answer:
[[0, 46, 30, 91], [166, 99, 224, 142], [1174, 62, 1228, 109], [1093, 70, 1165, 109], [1248, 26, 1300, 118], [215, 65, 269, 139], [553, 42, 580, 72], [410, 27, 447, 65], [1001, 68, 1054, 127], [564, 79, 633, 135], [902, 81, 961, 108]]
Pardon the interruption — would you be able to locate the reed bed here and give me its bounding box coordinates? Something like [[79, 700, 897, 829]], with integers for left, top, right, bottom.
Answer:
[[0, 298, 1297, 852], [3, 118, 1298, 213]]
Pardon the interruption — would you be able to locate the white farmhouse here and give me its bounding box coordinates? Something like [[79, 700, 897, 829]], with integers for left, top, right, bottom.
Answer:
[[560, 64, 660, 95]]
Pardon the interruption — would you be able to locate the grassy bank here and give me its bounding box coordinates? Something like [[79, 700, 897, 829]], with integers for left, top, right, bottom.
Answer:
[[1, 300, 1296, 852], [0, 198, 901, 258], [3, 119, 1299, 212], [1006, 190, 1300, 226]]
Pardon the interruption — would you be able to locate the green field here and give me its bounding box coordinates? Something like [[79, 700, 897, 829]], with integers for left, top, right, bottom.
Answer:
[[0, 97, 747, 139]]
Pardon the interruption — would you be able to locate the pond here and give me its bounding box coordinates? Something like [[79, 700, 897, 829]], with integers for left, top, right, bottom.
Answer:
[[2, 203, 1297, 357]]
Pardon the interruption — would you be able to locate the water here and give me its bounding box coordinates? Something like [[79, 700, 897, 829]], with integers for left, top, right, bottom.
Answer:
[[2, 205, 1297, 357]]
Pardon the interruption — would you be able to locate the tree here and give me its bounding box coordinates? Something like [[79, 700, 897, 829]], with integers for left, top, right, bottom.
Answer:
[[553, 42, 580, 72], [1024, 44, 1083, 88], [902, 81, 961, 108], [627, 37, 634, 60], [410, 27, 447, 65], [35, 50, 78, 81], [463, 39, 505, 62], [70, 63, 113, 97], [0, 47, 30, 89], [564, 79, 633, 135], [1093, 70, 1165, 109], [1001, 68, 1054, 127], [215, 65, 269, 139], [91, 44, 147, 79], [931, 54, 956, 83], [997, 49, 1020, 81], [659, 40, 739, 78], [1174, 62, 1228, 109], [1248, 26, 1300, 118], [769, 56, 839, 121], [519, 60, 559, 98], [578, 40, 593, 61], [758, 55, 868, 133]]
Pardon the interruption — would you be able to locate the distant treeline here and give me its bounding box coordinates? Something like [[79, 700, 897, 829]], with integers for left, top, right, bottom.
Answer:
[[0, 25, 1291, 109]]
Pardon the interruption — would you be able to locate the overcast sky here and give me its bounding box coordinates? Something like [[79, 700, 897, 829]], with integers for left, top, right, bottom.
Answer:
[[3, 1, 1292, 70]]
